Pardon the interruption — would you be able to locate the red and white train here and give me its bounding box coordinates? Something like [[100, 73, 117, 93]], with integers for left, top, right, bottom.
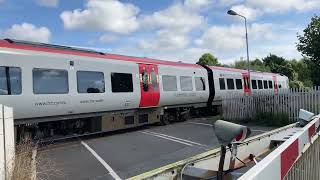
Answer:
[[0, 39, 288, 140]]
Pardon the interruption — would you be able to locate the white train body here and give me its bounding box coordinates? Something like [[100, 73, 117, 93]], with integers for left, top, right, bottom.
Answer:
[[0, 39, 288, 139]]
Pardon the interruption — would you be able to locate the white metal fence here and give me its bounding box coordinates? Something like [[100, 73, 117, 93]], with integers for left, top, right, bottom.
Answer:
[[222, 87, 320, 122]]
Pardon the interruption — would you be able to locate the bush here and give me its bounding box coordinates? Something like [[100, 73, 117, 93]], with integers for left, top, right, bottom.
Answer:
[[248, 112, 291, 127]]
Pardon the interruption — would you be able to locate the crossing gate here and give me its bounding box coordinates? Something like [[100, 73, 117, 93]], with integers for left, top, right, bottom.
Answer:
[[239, 113, 320, 180], [0, 105, 15, 180]]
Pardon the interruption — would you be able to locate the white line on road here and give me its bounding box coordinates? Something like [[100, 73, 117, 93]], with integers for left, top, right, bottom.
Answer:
[[143, 130, 208, 147], [81, 141, 122, 180], [187, 122, 213, 127], [141, 131, 194, 146]]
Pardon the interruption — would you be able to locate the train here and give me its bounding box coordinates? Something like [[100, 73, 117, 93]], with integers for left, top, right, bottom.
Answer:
[[0, 39, 289, 140]]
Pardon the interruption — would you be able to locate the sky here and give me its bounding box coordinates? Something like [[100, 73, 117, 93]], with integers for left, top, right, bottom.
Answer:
[[0, 0, 319, 64]]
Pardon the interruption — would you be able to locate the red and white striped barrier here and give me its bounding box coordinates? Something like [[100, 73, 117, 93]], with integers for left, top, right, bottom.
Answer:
[[239, 115, 320, 180]]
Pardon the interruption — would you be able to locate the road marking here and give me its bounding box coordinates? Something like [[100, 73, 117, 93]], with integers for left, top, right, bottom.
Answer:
[[81, 141, 121, 180], [141, 131, 194, 146], [143, 130, 208, 147], [187, 122, 213, 127]]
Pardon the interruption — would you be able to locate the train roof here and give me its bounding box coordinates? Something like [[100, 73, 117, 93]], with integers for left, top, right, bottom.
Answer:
[[0, 39, 286, 77], [0, 39, 201, 68], [209, 66, 281, 76]]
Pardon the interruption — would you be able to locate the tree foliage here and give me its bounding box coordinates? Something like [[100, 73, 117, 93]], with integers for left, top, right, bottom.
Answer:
[[262, 54, 295, 81], [297, 15, 320, 66], [297, 15, 320, 86], [233, 58, 271, 72], [197, 53, 220, 66]]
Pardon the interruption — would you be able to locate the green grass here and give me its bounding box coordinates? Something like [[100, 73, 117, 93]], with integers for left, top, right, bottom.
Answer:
[[240, 111, 291, 127]]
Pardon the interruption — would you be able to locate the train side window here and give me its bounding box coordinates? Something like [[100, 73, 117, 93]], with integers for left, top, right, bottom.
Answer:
[[33, 68, 68, 94], [219, 78, 226, 90], [0, 66, 22, 95], [111, 73, 133, 92], [151, 70, 158, 90], [180, 76, 193, 91], [141, 70, 149, 92], [263, 80, 268, 89], [195, 77, 206, 91], [162, 75, 177, 91], [258, 80, 263, 89], [251, 80, 257, 89], [269, 80, 273, 89], [236, 79, 242, 90], [77, 71, 105, 93], [227, 79, 235, 90]]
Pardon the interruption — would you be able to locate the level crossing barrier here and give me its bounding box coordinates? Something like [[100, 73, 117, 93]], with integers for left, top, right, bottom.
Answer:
[[239, 113, 320, 180]]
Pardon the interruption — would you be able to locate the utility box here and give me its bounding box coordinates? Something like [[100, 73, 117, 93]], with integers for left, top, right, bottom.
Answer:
[[0, 105, 15, 180]]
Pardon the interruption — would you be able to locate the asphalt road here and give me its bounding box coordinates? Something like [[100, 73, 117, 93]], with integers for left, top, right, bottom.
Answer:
[[37, 117, 275, 180]]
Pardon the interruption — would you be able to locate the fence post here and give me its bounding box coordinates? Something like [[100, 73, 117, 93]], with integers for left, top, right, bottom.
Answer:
[[0, 105, 15, 180]]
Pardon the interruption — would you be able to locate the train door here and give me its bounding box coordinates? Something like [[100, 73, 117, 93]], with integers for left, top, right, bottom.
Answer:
[[242, 73, 251, 95], [138, 64, 160, 107], [273, 75, 278, 93]]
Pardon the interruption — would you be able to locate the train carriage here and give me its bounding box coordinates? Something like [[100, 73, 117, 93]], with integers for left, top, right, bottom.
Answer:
[[0, 39, 288, 140]]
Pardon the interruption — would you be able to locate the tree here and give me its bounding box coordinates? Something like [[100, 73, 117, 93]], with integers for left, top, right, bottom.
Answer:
[[262, 54, 295, 81], [232, 58, 270, 72], [289, 59, 313, 87], [197, 53, 220, 66], [297, 15, 320, 66]]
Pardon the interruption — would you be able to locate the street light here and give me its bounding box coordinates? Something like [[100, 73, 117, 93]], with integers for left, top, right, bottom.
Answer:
[[227, 10, 250, 89]]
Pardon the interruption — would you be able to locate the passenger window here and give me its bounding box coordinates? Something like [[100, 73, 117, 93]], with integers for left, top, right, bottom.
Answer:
[[77, 71, 105, 93], [162, 75, 177, 91], [141, 70, 149, 92], [195, 77, 206, 91], [180, 76, 193, 91], [150, 70, 158, 90], [236, 79, 242, 90], [263, 80, 268, 89], [258, 80, 263, 89], [219, 78, 226, 90], [227, 79, 235, 90], [252, 80, 257, 89], [269, 80, 273, 89], [111, 73, 133, 92], [0, 66, 22, 95], [33, 68, 68, 94]]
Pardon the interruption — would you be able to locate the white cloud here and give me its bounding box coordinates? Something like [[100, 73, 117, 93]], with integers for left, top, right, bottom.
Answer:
[[3, 23, 51, 43], [60, 0, 139, 34], [195, 23, 274, 55], [35, 0, 58, 7], [184, 0, 211, 9], [98, 34, 118, 43], [137, 2, 206, 55], [247, 0, 320, 12], [230, 4, 263, 20], [139, 30, 190, 52], [141, 3, 204, 33]]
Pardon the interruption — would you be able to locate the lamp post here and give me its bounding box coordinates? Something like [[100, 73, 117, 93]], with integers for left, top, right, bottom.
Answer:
[[227, 10, 250, 87]]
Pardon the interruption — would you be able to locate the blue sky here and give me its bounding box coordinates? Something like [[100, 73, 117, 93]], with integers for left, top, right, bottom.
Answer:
[[0, 0, 319, 64]]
